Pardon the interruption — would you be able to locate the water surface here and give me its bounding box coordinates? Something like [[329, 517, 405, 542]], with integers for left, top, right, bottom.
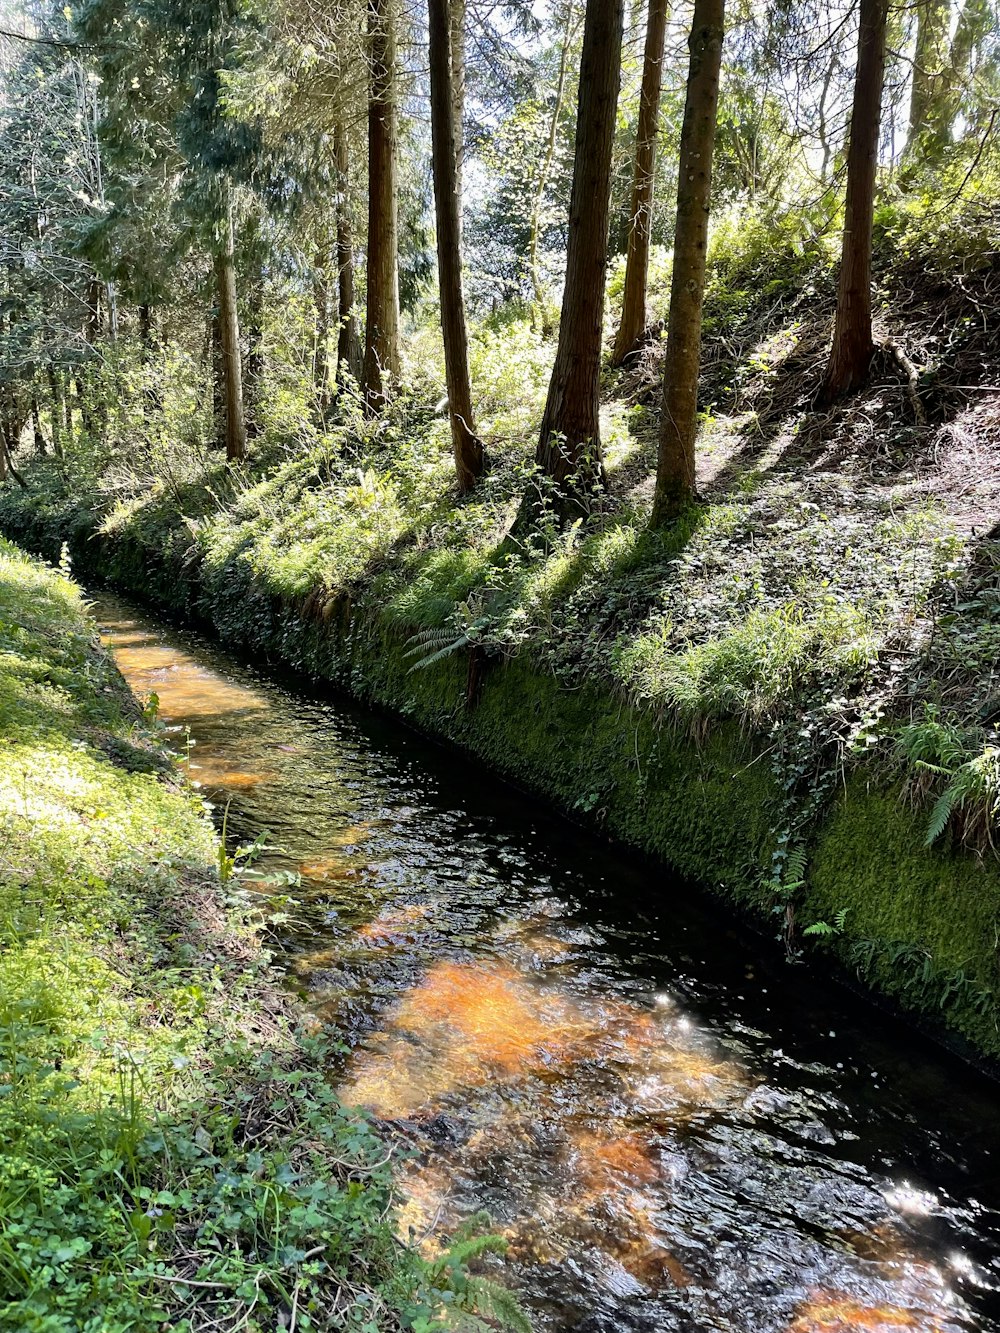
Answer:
[[96, 593, 1000, 1333]]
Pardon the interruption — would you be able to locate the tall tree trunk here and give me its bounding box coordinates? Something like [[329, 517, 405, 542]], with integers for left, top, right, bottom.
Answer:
[[47, 366, 63, 458], [450, 0, 466, 240], [528, 3, 579, 332], [335, 124, 362, 381], [79, 277, 102, 437], [313, 252, 331, 409], [214, 199, 248, 463], [611, 0, 670, 367], [211, 308, 225, 449], [521, 0, 624, 523], [820, 0, 888, 405], [650, 0, 726, 525], [31, 394, 46, 453], [905, 0, 951, 162], [362, 0, 401, 409], [429, 0, 484, 492], [138, 303, 162, 410], [245, 277, 264, 439]]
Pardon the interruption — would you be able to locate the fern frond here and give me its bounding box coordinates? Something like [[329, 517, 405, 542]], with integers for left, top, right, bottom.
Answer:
[[450, 1276, 532, 1333], [925, 788, 955, 846]]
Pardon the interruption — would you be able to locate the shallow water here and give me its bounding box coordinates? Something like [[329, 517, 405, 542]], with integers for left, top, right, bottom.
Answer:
[[96, 593, 1000, 1332]]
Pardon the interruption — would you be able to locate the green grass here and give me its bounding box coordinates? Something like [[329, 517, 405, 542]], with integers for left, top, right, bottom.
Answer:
[[0, 538, 522, 1333]]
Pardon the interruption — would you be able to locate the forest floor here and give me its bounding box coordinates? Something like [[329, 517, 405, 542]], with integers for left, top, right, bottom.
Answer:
[[0, 539, 491, 1332], [1, 195, 999, 1056]]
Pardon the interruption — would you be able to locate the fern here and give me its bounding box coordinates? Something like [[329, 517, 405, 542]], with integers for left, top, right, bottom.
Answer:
[[782, 844, 807, 892], [924, 787, 956, 847], [404, 601, 488, 673], [423, 1214, 531, 1333], [404, 625, 473, 671]]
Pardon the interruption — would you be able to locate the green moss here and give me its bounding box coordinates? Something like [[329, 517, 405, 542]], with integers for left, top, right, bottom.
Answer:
[[809, 780, 1000, 1051]]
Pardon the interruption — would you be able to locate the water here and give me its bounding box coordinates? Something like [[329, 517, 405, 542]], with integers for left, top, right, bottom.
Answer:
[[95, 592, 1000, 1332]]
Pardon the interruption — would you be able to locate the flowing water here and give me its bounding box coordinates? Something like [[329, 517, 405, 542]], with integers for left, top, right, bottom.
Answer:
[[95, 592, 1000, 1333]]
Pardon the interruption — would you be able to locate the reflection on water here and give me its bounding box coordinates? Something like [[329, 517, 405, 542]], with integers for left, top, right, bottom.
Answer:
[[96, 597, 1000, 1333]]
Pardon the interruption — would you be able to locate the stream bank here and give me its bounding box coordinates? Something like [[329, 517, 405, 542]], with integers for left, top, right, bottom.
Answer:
[[1, 481, 998, 1065]]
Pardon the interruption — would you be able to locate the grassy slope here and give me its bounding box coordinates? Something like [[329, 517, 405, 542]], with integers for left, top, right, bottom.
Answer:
[[0, 538, 510, 1333], [2, 194, 999, 1058]]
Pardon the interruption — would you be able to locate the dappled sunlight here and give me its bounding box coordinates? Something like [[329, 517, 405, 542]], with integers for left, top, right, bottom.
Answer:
[[101, 622, 268, 721]]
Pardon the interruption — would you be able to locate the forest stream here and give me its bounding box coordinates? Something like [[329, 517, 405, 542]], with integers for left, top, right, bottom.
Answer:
[[95, 592, 1000, 1333]]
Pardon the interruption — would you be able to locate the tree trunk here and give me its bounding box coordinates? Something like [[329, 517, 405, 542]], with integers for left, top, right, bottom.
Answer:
[[611, 0, 670, 367], [313, 252, 331, 408], [819, 0, 888, 405], [214, 201, 248, 463], [245, 278, 264, 439], [31, 394, 46, 453], [362, 0, 401, 409], [334, 124, 362, 382], [450, 0, 466, 240], [528, 3, 579, 332], [522, 0, 624, 522], [429, 0, 484, 492], [47, 366, 63, 458], [905, 0, 951, 162], [211, 307, 225, 449], [79, 277, 102, 437], [650, 0, 726, 525]]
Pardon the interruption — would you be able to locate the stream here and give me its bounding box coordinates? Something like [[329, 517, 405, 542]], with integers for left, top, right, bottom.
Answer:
[[95, 592, 1000, 1333]]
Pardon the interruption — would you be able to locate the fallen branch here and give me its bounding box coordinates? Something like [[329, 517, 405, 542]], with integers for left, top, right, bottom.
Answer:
[[885, 337, 927, 425]]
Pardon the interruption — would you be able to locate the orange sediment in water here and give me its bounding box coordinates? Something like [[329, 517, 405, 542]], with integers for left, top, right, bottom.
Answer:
[[344, 959, 588, 1116], [788, 1294, 933, 1331]]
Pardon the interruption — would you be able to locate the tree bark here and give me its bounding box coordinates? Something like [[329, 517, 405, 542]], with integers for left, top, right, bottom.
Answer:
[[313, 252, 331, 408], [429, 0, 484, 492], [31, 394, 46, 454], [334, 124, 362, 382], [245, 277, 264, 439], [650, 0, 725, 525], [362, 0, 402, 409], [819, 0, 888, 405], [214, 199, 248, 463], [47, 366, 63, 458], [611, 0, 671, 367], [450, 0, 466, 240], [211, 307, 225, 449], [524, 0, 624, 521]]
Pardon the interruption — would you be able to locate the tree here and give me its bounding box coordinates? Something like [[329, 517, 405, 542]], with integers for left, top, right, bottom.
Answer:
[[650, 0, 726, 526], [429, 0, 484, 492], [610, 0, 670, 367], [215, 190, 247, 461], [522, 0, 623, 523], [334, 123, 362, 381], [905, 0, 951, 161], [819, 0, 888, 405], [362, 0, 402, 408]]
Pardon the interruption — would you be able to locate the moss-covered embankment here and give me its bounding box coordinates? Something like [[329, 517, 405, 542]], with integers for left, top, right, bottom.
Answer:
[[0, 536, 501, 1333], [2, 482, 998, 1066]]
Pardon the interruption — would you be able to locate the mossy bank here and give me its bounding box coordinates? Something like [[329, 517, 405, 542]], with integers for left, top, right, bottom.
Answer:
[[2, 432, 998, 1067], [0, 536, 523, 1333]]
